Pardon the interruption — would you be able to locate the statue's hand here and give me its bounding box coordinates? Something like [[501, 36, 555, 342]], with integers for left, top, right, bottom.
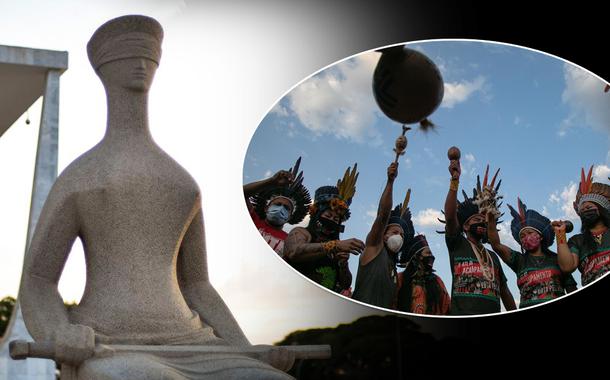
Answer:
[[54, 324, 95, 366], [256, 345, 295, 372]]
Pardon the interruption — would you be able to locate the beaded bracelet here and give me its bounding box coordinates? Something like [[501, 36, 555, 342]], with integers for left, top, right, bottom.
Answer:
[[321, 240, 339, 258]]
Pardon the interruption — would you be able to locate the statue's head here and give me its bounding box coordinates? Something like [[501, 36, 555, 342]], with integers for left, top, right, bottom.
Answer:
[[87, 15, 163, 92]]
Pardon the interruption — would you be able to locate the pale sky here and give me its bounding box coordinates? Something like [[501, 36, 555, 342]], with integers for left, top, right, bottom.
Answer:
[[0, 0, 390, 344]]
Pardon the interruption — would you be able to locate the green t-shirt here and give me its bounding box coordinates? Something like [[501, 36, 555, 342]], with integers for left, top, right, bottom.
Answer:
[[352, 247, 398, 309], [506, 250, 577, 308], [568, 230, 610, 286], [292, 254, 341, 291], [445, 233, 507, 315]]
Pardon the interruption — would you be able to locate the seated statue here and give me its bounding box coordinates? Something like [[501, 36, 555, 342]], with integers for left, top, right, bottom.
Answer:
[[19, 15, 294, 380]]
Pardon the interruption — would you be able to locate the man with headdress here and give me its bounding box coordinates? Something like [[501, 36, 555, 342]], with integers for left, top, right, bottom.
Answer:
[[244, 157, 311, 257], [395, 200, 451, 315], [284, 164, 364, 295], [555, 166, 610, 286], [487, 198, 577, 308], [442, 158, 516, 315], [351, 162, 406, 309]]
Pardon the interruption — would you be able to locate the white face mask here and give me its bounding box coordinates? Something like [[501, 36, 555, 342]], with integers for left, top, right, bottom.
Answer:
[[386, 234, 403, 253]]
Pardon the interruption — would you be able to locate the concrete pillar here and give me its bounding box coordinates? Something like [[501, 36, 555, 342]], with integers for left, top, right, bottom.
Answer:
[[0, 68, 61, 380]]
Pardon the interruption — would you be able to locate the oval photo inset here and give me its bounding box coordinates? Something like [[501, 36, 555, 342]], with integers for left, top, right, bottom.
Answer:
[[243, 40, 610, 317]]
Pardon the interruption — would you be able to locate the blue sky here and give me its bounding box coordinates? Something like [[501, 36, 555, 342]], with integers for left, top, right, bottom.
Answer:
[[244, 41, 610, 303]]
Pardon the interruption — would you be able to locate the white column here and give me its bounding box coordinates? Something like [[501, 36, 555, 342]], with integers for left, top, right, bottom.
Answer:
[[0, 69, 61, 380]]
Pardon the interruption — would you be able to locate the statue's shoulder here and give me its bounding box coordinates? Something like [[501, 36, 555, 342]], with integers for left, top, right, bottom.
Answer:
[[54, 146, 100, 182], [152, 147, 201, 192]]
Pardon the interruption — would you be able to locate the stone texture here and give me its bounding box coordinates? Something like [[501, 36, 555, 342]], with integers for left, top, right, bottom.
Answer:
[[18, 15, 293, 380]]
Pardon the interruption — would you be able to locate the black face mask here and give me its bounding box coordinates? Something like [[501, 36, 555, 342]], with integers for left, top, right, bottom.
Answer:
[[468, 222, 488, 243], [407, 253, 435, 278], [316, 216, 345, 237], [421, 255, 435, 275], [581, 209, 601, 228], [422, 255, 435, 270]]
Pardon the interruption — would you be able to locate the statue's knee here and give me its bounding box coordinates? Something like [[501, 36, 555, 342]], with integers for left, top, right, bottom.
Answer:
[[219, 367, 294, 380], [77, 357, 121, 380], [77, 354, 183, 380]]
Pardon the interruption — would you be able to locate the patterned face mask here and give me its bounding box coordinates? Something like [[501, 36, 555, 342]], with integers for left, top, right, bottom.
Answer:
[[521, 233, 541, 251]]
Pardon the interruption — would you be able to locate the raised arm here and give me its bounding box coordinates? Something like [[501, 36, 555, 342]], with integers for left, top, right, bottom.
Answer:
[[552, 221, 579, 273], [19, 180, 95, 365], [486, 211, 512, 263], [243, 170, 293, 199], [361, 162, 398, 265], [177, 205, 250, 346], [444, 156, 461, 235]]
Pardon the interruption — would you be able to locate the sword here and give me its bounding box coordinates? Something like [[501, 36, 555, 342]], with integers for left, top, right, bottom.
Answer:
[[9, 340, 331, 361]]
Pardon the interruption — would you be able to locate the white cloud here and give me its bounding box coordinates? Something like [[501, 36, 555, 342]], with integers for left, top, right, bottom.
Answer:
[[263, 169, 273, 179], [593, 165, 610, 181], [270, 103, 289, 117], [547, 165, 610, 223], [560, 63, 610, 136], [286, 52, 382, 145], [413, 208, 444, 229], [549, 182, 579, 220], [514, 116, 521, 126], [549, 193, 561, 203], [497, 221, 521, 251], [441, 76, 487, 108], [461, 152, 477, 180], [365, 205, 378, 226]]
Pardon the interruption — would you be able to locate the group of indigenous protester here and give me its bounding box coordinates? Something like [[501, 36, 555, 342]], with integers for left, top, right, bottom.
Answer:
[[244, 152, 610, 316]]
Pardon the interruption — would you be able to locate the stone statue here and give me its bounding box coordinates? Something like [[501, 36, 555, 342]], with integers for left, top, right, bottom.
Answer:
[[18, 15, 296, 379]]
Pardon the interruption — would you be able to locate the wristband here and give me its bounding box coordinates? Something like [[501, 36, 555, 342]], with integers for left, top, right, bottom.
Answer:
[[322, 240, 339, 258], [556, 230, 567, 245], [449, 178, 459, 192]]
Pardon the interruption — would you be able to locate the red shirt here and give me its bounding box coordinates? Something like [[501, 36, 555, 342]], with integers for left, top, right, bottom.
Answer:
[[250, 209, 288, 256]]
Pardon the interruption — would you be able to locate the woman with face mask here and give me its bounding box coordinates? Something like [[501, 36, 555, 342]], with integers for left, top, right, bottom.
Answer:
[[396, 234, 451, 315], [487, 198, 577, 308], [554, 167, 610, 286]]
